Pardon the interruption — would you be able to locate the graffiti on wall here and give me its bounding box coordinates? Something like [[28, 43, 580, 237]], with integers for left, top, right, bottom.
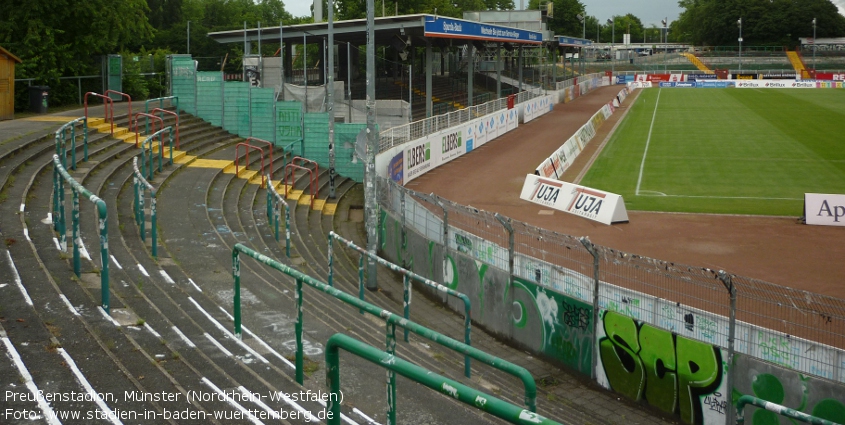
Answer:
[[732, 354, 845, 425], [511, 278, 594, 375], [597, 310, 726, 425]]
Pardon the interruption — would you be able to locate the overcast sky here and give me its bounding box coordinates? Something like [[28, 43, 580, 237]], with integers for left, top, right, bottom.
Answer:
[[283, 0, 845, 25]]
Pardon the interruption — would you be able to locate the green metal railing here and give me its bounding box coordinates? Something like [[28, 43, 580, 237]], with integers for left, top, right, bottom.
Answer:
[[326, 334, 559, 425], [54, 117, 88, 171], [139, 127, 174, 181], [736, 395, 840, 425], [265, 173, 291, 258], [327, 230, 473, 378], [133, 157, 157, 258], [52, 154, 110, 314], [231, 244, 536, 412]]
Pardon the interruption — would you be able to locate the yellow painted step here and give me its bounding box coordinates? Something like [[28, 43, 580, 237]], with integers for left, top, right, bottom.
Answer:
[[88, 118, 105, 127], [174, 154, 197, 164], [190, 159, 234, 169], [312, 199, 326, 211], [322, 203, 338, 215], [287, 189, 303, 201], [161, 148, 187, 162], [236, 169, 258, 181], [298, 194, 313, 207]]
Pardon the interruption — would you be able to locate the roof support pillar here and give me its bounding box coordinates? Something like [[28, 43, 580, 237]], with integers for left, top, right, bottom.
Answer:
[[426, 38, 433, 118]]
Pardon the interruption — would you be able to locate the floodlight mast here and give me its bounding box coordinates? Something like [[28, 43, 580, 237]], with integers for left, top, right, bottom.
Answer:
[[738, 18, 743, 74], [607, 18, 614, 75], [812, 17, 817, 73]]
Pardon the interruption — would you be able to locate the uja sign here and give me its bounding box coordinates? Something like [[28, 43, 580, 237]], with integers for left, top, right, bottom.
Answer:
[[520, 174, 629, 225], [805, 193, 845, 227]]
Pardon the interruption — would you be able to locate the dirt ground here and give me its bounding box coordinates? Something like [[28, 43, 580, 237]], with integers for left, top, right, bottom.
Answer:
[[407, 85, 845, 300]]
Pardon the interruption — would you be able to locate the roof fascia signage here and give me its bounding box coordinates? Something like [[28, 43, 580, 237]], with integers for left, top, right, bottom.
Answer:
[[424, 16, 542, 44]]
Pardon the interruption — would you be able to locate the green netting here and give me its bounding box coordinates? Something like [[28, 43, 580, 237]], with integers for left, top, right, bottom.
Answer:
[[170, 56, 196, 115], [223, 82, 249, 137], [277, 101, 302, 153], [196, 72, 224, 127], [334, 123, 367, 182], [303, 113, 329, 164], [251, 88, 276, 144]]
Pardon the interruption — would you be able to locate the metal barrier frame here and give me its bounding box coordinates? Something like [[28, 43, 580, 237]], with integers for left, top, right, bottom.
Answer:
[[327, 230, 474, 377], [144, 96, 179, 123], [265, 173, 291, 258], [235, 143, 266, 188], [84, 92, 114, 135], [104, 89, 132, 121], [245, 137, 274, 180], [131, 112, 164, 148], [150, 108, 180, 149], [133, 157, 158, 258], [52, 154, 110, 314], [325, 334, 556, 425], [140, 127, 174, 180], [231, 244, 537, 412], [735, 395, 838, 425], [283, 163, 315, 208], [54, 117, 88, 170], [291, 156, 319, 182]]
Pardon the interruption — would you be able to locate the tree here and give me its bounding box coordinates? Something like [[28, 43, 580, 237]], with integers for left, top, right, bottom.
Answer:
[[527, 0, 586, 37]]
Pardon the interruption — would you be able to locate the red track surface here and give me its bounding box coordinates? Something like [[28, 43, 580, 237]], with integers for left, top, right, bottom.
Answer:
[[407, 86, 845, 299]]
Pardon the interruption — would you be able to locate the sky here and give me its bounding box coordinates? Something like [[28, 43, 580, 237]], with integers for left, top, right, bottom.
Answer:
[[282, 0, 845, 26]]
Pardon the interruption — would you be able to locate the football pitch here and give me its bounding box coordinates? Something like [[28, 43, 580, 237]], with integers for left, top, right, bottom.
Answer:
[[580, 87, 845, 216]]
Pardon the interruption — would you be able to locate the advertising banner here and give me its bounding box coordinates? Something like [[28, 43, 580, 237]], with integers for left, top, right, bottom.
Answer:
[[424, 17, 542, 44], [813, 73, 845, 81], [437, 126, 466, 164], [805, 193, 845, 227], [687, 74, 718, 81], [484, 114, 498, 142], [496, 110, 508, 138], [507, 107, 518, 131], [523, 100, 535, 123], [626, 81, 652, 89], [474, 117, 488, 147], [462, 119, 477, 153], [520, 174, 629, 224], [403, 136, 435, 184], [735, 80, 814, 89]]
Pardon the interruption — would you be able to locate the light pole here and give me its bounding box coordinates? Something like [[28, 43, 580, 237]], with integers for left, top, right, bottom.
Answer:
[[577, 13, 586, 74], [812, 17, 817, 73], [738, 18, 743, 74], [661, 19, 667, 73], [607, 18, 614, 75]]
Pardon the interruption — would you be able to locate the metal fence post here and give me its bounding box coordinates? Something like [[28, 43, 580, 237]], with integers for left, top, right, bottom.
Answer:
[[580, 237, 601, 380], [718, 270, 737, 425], [232, 249, 242, 339], [403, 274, 411, 342], [295, 278, 304, 385], [495, 213, 514, 284], [139, 186, 146, 243], [358, 255, 365, 314], [150, 193, 157, 258], [400, 188, 407, 268], [327, 233, 335, 287], [72, 189, 80, 276], [386, 322, 397, 425]]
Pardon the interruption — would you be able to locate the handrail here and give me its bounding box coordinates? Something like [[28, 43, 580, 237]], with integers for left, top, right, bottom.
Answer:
[[291, 156, 319, 182], [131, 112, 164, 148], [235, 143, 266, 188], [150, 108, 180, 149], [736, 395, 839, 425], [52, 154, 110, 314], [327, 230, 474, 378], [104, 89, 132, 122], [231, 244, 537, 412], [283, 163, 314, 208], [132, 157, 158, 258], [84, 92, 114, 135], [140, 127, 174, 180], [145, 96, 179, 115], [265, 173, 291, 258], [326, 334, 556, 425], [54, 117, 88, 170], [245, 137, 274, 181]]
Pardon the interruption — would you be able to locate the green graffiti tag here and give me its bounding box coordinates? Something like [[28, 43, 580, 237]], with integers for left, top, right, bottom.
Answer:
[[599, 311, 723, 425]]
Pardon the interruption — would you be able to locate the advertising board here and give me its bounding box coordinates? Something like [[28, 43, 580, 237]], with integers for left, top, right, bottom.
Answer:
[[520, 174, 629, 224], [424, 16, 542, 44], [805, 193, 845, 227]]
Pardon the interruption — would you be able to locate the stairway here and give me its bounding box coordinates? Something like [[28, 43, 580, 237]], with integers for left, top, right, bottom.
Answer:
[[681, 52, 714, 73], [786, 51, 811, 78]]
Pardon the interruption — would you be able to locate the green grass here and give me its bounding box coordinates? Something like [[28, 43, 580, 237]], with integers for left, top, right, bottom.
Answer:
[[580, 88, 845, 216]]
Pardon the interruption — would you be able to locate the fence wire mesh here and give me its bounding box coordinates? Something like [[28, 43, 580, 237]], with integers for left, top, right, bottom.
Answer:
[[376, 176, 845, 383]]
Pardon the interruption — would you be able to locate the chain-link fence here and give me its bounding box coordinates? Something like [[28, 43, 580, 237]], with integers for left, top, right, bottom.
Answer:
[[377, 176, 845, 385]]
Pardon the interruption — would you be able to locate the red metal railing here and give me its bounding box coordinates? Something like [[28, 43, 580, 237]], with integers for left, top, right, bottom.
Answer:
[[104, 90, 132, 122], [84, 92, 115, 135], [245, 137, 274, 180], [235, 143, 266, 188], [291, 156, 319, 183], [131, 113, 164, 148], [284, 163, 316, 209], [150, 108, 180, 149]]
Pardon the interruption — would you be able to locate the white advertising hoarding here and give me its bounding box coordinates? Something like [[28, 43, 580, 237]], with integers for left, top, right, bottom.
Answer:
[[805, 193, 845, 226], [520, 174, 629, 225]]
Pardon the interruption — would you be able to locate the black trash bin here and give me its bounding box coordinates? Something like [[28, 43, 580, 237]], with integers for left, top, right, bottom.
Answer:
[[28, 86, 50, 114]]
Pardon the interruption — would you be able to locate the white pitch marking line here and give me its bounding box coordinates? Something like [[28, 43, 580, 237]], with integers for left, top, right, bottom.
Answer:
[[187, 297, 269, 364], [353, 408, 382, 425], [57, 347, 124, 425], [201, 378, 264, 425], [636, 88, 662, 196], [172, 326, 196, 348], [110, 255, 123, 270], [59, 294, 80, 316], [636, 193, 803, 201], [271, 389, 320, 423], [188, 278, 202, 292], [159, 270, 175, 284], [99, 307, 120, 327], [317, 399, 358, 425], [1, 336, 62, 425], [5, 251, 33, 306], [204, 333, 232, 357], [137, 264, 149, 277], [144, 323, 161, 339], [216, 306, 295, 370]]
